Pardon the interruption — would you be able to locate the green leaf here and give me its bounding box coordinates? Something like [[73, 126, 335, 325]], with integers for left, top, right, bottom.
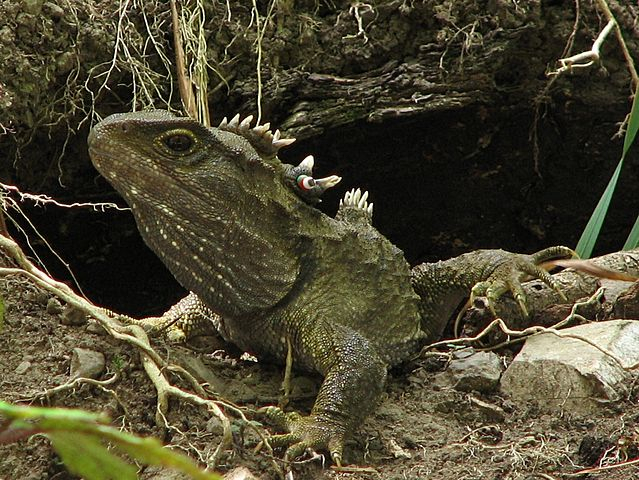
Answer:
[[622, 89, 639, 250], [622, 85, 639, 160], [0, 401, 222, 480], [575, 159, 624, 259], [0, 401, 108, 428], [623, 214, 639, 250], [90, 424, 222, 480], [49, 431, 137, 480], [577, 84, 638, 258]]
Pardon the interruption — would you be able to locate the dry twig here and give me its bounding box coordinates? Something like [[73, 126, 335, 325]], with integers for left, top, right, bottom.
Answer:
[[548, 0, 638, 87]]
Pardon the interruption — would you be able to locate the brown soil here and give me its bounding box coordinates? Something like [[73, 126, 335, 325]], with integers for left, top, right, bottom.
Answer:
[[2, 262, 639, 480]]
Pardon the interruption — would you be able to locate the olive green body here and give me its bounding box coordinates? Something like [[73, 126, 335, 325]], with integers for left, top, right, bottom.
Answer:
[[88, 110, 564, 462]]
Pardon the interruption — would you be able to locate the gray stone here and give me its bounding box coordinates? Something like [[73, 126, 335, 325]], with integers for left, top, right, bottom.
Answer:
[[86, 319, 108, 335], [15, 360, 32, 375], [436, 349, 503, 393], [501, 319, 639, 414], [70, 347, 105, 379], [171, 349, 227, 394], [205, 416, 225, 435], [224, 467, 258, 480], [469, 397, 506, 422], [46, 297, 63, 315], [61, 305, 87, 326]]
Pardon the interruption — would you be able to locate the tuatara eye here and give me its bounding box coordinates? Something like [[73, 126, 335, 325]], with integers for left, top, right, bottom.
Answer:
[[164, 134, 193, 152]]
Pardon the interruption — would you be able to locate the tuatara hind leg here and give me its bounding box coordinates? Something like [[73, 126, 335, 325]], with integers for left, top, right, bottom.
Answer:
[[412, 246, 577, 340], [469, 246, 576, 316]]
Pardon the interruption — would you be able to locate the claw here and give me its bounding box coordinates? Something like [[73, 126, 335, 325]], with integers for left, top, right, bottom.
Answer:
[[258, 406, 345, 465], [511, 285, 529, 317], [328, 438, 343, 467], [520, 262, 568, 301], [470, 247, 577, 319]]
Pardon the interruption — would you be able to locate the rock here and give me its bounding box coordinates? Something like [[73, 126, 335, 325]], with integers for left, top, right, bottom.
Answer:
[[15, 360, 32, 375], [205, 416, 224, 435], [45, 298, 63, 315], [387, 438, 412, 459], [143, 466, 189, 480], [43, 1, 64, 19], [171, 349, 227, 394], [86, 319, 108, 335], [435, 349, 503, 393], [613, 281, 639, 320], [224, 467, 258, 480], [70, 347, 105, 379], [61, 305, 87, 326], [469, 397, 506, 423], [501, 320, 639, 414], [578, 435, 615, 465]]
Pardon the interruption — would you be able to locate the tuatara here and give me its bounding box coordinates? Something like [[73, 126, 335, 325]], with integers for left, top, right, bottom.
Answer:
[[88, 110, 573, 464]]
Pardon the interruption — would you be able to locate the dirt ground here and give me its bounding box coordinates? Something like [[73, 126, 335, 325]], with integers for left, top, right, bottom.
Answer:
[[2, 256, 639, 480]]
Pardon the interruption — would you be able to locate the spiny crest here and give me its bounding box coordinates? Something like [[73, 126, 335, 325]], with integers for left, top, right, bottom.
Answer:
[[218, 114, 296, 159], [340, 188, 374, 219]]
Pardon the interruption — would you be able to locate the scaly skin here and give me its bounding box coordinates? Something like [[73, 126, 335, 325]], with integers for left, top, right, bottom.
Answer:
[[88, 110, 573, 464]]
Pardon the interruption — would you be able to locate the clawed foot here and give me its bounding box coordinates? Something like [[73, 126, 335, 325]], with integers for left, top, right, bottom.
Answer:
[[259, 406, 346, 466], [471, 246, 577, 317]]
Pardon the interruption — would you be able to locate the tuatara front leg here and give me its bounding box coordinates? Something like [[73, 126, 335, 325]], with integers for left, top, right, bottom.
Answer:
[[113, 292, 387, 465], [261, 322, 387, 466], [112, 292, 223, 342], [411, 246, 576, 340]]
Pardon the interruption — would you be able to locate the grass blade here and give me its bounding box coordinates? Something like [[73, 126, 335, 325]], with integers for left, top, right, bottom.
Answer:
[[621, 87, 639, 250], [622, 87, 639, 159], [575, 159, 624, 259], [576, 84, 638, 258], [623, 214, 639, 250]]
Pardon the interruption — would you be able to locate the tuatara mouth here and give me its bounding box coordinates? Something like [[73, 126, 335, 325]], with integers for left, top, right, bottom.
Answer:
[[87, 123, 122, 173], [87, 144, 116, 172]]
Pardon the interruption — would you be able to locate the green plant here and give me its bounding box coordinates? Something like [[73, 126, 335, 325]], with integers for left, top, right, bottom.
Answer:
[[0, 401, 221, 480], [575, 86, 639, 258]]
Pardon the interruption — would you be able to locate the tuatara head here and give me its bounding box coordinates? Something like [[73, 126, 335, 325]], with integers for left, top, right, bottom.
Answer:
[[88, 110, 319, 318]]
